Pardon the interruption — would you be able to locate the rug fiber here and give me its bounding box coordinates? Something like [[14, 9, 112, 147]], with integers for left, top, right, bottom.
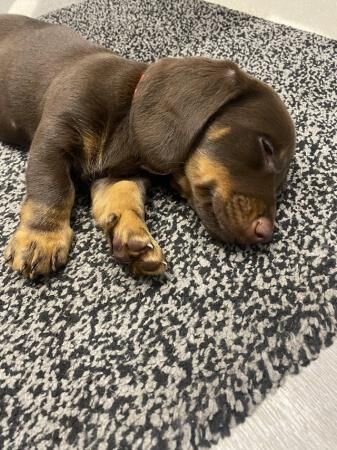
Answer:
[[0, 0, 336, 449]]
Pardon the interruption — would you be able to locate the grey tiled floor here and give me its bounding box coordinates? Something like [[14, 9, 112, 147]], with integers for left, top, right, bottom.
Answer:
[[1, 2, 337, 449]]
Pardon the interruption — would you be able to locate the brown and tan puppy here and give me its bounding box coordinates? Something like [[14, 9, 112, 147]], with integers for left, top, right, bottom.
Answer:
[[0, 14, 295, 278]]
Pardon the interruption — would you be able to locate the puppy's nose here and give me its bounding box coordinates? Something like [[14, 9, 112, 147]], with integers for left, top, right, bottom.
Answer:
[[249, 217, 274, 243]]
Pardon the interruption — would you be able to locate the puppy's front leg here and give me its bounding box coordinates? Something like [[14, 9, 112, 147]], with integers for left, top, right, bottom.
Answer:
[[91, 178, 165, 275], [4, 121, 75, 278]]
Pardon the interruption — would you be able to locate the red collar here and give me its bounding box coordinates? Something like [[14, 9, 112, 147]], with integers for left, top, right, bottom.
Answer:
[[134, 73, 145, 97]]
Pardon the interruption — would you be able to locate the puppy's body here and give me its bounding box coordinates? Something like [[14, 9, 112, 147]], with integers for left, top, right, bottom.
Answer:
[[0, 15, 295, 278], [0, 15, 146, 176]]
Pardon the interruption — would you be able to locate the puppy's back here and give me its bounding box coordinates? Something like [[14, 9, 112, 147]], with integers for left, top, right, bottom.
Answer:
[[0, 15, 106, 143], [0, 14, 50, 41]]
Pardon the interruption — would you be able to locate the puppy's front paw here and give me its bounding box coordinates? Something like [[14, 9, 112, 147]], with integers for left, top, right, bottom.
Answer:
[[4, 225, 73, 278], [110, 211, 166, 276]]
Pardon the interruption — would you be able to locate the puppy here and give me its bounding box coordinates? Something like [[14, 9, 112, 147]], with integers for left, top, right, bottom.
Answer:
[[0, 14, 295, 278]]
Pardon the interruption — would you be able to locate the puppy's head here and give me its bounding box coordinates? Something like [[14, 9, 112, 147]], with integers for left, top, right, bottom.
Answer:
[[132, 57, 295, 245], [175, 82, 295, 244]]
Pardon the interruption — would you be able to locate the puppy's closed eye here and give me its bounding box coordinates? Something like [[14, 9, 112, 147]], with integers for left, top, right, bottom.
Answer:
[[259, 136, 280, 173], [194, 181, 215, 203]]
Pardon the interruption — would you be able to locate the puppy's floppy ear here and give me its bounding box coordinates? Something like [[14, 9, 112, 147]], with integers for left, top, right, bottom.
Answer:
[[131, 57, 249, 173]]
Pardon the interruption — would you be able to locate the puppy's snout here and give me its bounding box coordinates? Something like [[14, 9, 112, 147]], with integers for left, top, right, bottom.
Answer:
[[202, 189, 275, 245], [248, 217, 274, 244]]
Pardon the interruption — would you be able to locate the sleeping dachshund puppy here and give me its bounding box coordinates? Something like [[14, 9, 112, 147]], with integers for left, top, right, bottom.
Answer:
[[0, 14, 295, 278]]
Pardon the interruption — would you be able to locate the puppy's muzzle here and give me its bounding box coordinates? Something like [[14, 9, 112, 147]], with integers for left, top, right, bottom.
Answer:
[[212, 192, 275, 245]]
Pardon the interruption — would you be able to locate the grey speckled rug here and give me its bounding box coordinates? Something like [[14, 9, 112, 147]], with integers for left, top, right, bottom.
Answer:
[[0, 1, 336, 449]]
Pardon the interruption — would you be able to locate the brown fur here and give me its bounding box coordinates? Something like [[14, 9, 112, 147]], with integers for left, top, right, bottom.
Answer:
[[0, 14, 295, 277]]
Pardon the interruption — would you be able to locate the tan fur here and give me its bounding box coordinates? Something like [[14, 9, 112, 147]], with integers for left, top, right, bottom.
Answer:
[[92, 179, 144, 227], [6, 226, 72, 274], [114, 211, 164, 275], [227, 194, 265, 229], [207, 125, 231, 141], [4, 197, 74, 278], [185, 151, 232, 202], [82, 128, 108, 174], [183, 152, 267, 230], [91, 179, 165, 275], [171, 172, 192, 200]]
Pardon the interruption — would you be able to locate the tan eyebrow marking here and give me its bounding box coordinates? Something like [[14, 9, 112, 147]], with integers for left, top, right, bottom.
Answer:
[[207, 126, 231, 141]]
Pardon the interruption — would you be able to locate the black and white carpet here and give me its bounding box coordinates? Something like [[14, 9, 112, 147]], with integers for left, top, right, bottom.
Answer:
[[0, 0, 336, 448]]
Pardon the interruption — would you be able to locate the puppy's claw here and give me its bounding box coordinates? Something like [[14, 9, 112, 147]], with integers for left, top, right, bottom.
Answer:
[[29, 271, 37, 280], [20, 262, 28, 274], [51, 250, 61, 272], [4, 253, 13, 264], [5, 225, 72, 278], [31, 255, 41, 271]]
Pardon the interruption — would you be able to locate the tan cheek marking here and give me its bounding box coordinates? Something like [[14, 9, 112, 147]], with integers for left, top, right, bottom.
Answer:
[[207, 126, 231, 141], [91, 180, 144, 229], [171, 172, 192, 200], [185, 152, 232, 202]]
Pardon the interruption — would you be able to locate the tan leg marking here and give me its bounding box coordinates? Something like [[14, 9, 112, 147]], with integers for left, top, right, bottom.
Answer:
[[4, 198, 73, 278], [91, 179, 165, 276]]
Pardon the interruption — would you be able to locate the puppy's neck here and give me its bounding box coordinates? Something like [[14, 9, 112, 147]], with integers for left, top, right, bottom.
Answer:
[[102, 114, 142, 177]]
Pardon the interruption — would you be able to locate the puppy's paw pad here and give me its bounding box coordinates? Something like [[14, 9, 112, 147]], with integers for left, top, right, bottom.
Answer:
[[111, 218, 165, 275], [112, 228, 153, 261], [131, 240, 166, 276], [127, 238, 153, 253]]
